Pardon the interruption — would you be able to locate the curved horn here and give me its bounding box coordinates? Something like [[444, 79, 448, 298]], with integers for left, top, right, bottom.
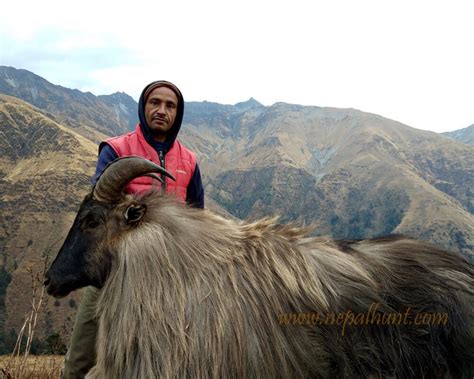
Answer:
[[93, 156, 175, 202]]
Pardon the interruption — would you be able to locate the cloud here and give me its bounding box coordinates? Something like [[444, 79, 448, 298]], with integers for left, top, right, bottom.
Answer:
[[1, 0, 474, 132], [1, 26, 140, 94]]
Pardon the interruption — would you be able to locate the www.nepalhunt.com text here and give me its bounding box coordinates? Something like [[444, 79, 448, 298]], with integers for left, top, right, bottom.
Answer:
[[278, 303, 448, 336]]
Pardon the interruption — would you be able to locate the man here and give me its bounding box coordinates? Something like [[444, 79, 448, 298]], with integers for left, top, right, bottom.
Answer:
[[63, 80, 204, 378], [93, 80, 204, 206]]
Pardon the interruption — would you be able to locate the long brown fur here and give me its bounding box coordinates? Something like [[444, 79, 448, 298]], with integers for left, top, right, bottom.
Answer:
[[82, 195, 474, 379]]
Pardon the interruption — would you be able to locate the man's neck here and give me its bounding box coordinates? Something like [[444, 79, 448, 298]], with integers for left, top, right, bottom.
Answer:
[[153, 136, 166, 143]]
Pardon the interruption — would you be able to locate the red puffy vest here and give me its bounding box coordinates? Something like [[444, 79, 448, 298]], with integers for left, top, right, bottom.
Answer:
[[105, 124, 196, 202]]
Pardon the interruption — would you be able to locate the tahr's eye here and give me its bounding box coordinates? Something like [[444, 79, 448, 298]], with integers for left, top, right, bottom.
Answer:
[[81, 214, 101, 229], [87, 219, 100, 229], [125, 204, 146, 225]]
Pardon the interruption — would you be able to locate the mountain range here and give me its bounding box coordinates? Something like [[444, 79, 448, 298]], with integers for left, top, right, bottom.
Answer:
[[0, 66, 136, 143], [181, 100, 473, 251], [0, 65, 472, 351], [443, 124, 474, 146]]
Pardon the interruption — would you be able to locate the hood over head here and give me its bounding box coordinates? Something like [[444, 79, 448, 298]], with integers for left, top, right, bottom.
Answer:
[[138, 80, 184, 147]]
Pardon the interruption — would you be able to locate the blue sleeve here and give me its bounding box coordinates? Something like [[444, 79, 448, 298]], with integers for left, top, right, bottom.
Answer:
[[186, 163, 205, 209], [91, 144, 118, 185]]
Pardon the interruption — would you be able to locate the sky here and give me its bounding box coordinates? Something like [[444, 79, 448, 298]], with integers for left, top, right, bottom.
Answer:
[[1, 0, 473, 133]]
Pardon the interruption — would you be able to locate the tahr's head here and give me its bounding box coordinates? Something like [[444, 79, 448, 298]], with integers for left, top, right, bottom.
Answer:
[[44, 157, 174, 298]]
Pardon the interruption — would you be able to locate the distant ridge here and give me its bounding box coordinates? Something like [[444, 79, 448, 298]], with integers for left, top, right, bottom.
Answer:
[[0, 66, 137, 142], [443, 124, 474, 145], [234, 97, 264, 111]]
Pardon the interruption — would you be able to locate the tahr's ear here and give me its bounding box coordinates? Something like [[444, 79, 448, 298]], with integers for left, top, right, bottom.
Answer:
[[124, 204, 147, 224]]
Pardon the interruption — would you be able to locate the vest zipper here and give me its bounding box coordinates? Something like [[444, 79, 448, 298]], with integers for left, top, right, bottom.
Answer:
[[158, 150, 166, 194]]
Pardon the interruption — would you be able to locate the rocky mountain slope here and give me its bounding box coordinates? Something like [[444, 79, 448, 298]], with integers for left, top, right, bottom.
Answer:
[[0, 94, 97, 349], [180, 100, 473, 255]]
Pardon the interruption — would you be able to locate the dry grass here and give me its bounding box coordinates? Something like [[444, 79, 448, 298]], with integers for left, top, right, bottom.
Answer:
[[0, 355, 64, 379], [0, 250, 66, 379]]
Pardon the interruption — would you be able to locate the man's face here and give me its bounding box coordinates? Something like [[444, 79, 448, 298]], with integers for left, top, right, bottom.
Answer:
[[144, 86, 179, 142]]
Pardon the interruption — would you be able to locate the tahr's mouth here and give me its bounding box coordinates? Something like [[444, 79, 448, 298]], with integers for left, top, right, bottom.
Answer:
[[45, 282, 74, 299]]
